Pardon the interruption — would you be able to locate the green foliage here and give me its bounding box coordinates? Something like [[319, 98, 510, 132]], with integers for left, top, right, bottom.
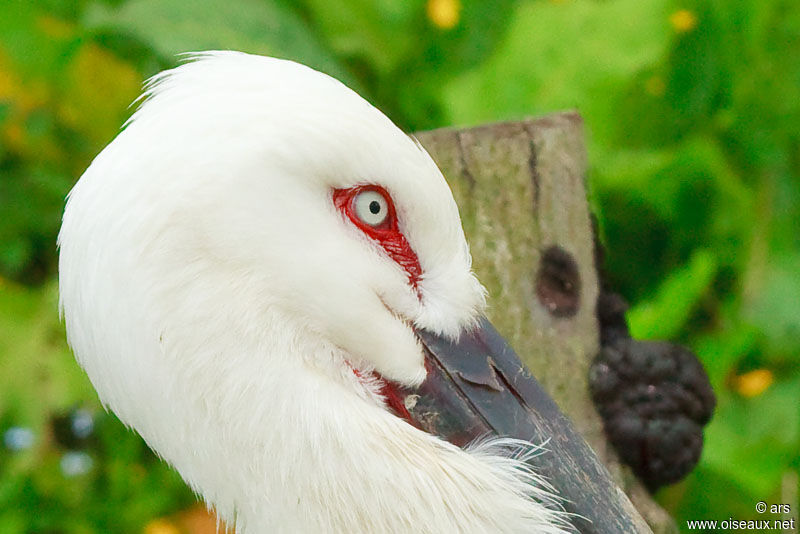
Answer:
[[85, 0, 355, 85], [1, 0, 798, 531], [627, 248, 718, 340]]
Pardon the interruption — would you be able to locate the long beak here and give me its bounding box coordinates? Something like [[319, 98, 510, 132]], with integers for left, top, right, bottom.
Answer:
[[407, 316, 647, 534]]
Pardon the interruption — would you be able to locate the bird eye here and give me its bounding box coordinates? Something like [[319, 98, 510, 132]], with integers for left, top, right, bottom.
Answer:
[[332, 185, 420, 287], [353, 189, 389, 227]]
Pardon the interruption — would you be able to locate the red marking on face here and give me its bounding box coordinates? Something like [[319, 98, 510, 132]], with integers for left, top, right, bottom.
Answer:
[[333, 185, 422, 290]]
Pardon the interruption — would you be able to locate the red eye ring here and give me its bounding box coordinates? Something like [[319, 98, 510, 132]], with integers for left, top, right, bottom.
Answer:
[[333, 185, 422, 291], [333, 185, 397, 234]]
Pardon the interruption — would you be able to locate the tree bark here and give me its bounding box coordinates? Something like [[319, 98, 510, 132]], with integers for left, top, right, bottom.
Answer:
[[415, 112, 678, 534]]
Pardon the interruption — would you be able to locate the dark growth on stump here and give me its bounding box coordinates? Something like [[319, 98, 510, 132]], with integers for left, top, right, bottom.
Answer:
[[591, 289, 716, 491], [590, 220, 716, 490]]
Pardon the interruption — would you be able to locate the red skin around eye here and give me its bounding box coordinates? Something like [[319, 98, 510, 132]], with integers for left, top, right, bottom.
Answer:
[[333, 185, 422, 291], [335, 186, 423, 422]]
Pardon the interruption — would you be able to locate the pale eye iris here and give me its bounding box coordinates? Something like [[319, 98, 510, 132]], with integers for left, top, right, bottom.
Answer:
[[354, 190, 389, 227]]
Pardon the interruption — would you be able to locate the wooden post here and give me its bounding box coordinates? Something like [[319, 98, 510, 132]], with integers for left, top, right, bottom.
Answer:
[[415, 113, 677, 534]]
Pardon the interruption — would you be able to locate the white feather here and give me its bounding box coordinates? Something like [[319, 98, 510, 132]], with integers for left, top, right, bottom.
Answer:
[[58, 51, 570, 533]]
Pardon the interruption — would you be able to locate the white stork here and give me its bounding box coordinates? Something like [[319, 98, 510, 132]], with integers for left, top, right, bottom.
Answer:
[[58, 51, 570, 533]]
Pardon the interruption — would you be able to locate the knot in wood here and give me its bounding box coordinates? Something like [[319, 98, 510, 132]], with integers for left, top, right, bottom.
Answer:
[[535, 245, 581, 318]]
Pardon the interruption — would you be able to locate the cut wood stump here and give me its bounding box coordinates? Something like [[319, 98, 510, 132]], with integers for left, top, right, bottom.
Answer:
[[416, 113, 678, 534]]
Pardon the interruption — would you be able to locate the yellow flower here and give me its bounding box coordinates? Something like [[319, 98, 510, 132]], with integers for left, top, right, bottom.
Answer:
[[734, 369, 774, 398], [143, 519, 181, 534], [427, 0, 461, 30], [670, 9, 698, 33]]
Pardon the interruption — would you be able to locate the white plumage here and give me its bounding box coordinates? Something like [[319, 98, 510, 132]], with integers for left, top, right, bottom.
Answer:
[[58, 51, 569, 533]]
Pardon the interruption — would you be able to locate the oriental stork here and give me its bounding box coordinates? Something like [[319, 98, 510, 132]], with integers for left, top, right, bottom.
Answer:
[[58, 52, 637, 533]]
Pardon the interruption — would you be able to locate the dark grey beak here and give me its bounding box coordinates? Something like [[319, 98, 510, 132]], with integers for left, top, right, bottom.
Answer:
[[406, 316, 647, 534]]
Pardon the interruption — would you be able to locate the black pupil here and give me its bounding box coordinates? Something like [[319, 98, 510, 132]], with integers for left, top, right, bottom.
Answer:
[[369, 200, 382, 215]]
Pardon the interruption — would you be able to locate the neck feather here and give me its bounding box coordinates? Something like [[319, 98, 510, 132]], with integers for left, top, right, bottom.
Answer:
[[167, 331, 569, 534]]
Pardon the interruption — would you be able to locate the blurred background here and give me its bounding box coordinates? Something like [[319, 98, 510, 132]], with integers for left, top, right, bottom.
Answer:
[[0, 0, 798, 532]]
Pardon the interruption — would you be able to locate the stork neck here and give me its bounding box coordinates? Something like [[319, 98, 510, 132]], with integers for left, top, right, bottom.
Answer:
[[206, 337, 562, 533], [148, 318, 563, 533]]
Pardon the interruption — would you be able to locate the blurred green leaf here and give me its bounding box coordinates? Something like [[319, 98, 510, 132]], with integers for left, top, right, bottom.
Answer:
[[701, 379, 800, 497], [0, 1, 80, 80], [84, 0, 356, 85], [443, 0, 671, 144], [692, 317, 758, 389], [748, 253, 800, 356], [628, 248, 718, 339], [297, 0, 420, 76]]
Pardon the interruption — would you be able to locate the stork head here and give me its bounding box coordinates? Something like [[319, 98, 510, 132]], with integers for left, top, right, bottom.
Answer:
[[59, 51, 486, 459]]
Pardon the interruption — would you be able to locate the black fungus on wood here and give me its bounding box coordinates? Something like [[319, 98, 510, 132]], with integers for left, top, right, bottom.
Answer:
[[590, 287, 716, 491]]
